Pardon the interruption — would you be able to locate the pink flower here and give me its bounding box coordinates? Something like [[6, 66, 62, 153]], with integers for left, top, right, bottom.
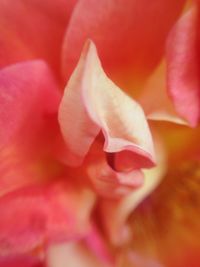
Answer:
[[0, 0, 199, 266]]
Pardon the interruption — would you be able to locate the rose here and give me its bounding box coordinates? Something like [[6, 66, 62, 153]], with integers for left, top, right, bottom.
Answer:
[[0, 0, 199, 266]]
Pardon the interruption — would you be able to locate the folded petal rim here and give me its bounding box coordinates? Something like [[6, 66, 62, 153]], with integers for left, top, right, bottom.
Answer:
[[59, 40, 156, 172]]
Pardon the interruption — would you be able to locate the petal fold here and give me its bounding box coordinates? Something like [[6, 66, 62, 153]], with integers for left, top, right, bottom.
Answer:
[[59, 41, 155, 170], [100, 134, 166, 245]]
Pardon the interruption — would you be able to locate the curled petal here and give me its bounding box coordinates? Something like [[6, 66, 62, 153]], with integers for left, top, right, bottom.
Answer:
[[59, 41, 155, 172], [166, 7, 200, 127], [85, 140, 144, 198], [100, 134, 166, 245]]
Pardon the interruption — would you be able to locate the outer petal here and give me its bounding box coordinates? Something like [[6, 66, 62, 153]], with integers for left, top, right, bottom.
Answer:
[[0, 60, 60, 147], [0, 0, 76, 77], [166, 7, 200, 127], [0, 255, 44, 267], [59, 41, 155, 171], [0, 181, 95, 255], [62, 0, 185, 90], [0, 61, 61, 196]]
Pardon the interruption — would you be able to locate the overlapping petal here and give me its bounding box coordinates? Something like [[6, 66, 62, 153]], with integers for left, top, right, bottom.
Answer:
[[100, 135, 166, 244], [0, 0, 77, 76], [0, 60, 61, 196], [0, 60, 60, 147], [0, 181, 95, 255], [59, 40, 155, 169], [59, 41, 156, 198], [62, 0, 185, 89], [85, 138, 145, 198], [0, 255, 44, 267], [166, 6, 200, 127], [139, 61, 187, 125]]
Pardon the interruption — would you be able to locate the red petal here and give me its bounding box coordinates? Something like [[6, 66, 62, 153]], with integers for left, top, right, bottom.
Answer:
[[0, 0, 76, 77], [0, 255, 44, 267], [0, 181, 95, 255], [0, 61, 61, 195], [0, 60, 60, 147], [62, 0, 185, 89]]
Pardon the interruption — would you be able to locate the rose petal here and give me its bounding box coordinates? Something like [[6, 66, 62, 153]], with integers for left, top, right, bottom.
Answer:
[[0, 60, 60, 147], [0, 0, 76, 77], [0, 60, 62, 196], [0, 255, 44, 267], [166, 7, 200, 127], [0, 181, 95, 255], [59, 40, 155, 171], [62, 0, 185, 90]]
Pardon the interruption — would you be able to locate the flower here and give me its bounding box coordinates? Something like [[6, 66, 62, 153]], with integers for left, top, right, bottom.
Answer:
[[0, 0, 199, 267]]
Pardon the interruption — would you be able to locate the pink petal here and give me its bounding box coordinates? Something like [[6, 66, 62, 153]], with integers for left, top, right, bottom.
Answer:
[[85, 138, 144, 198], [139, 61, 187, 125], [84, 226, 114, 266], [0, 181, 95, 255], [0, 61, 61, 195], [0, 0, 76, 77], [62, 0, 185, 88], [0, 60, 60, 147], [0, 255, 44, 267], [124, 251, 163, 267], [166, 7, 200, 127], [59, 41, 155, 171], [46, 242, 112, 267]]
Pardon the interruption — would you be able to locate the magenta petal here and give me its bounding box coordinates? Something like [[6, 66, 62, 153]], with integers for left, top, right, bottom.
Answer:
[[166, 7, 200, 127], [59, 41, 155, 170]]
